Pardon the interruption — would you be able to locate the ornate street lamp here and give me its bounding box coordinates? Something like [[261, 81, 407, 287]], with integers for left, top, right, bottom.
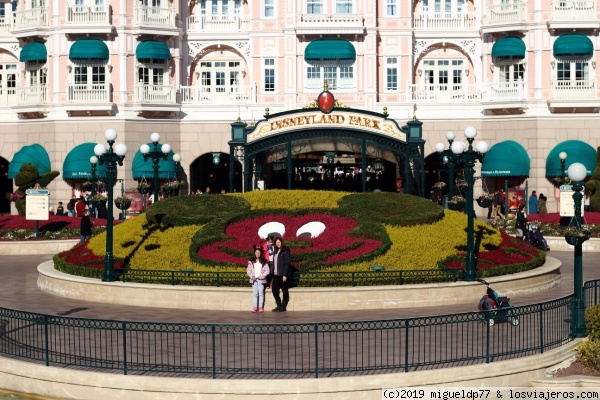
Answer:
[[93, 128, 127, 282], [173, 152, 183, 181], [435, 130, 459, 198], [447, 126, 489, 282], [567, 162, 588, 338], [559, 151, 568, 180], [140, 132, 171, 203], [89, 155, 98, 218]]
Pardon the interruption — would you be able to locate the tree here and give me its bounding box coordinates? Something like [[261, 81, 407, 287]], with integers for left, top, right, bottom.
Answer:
[[585, 146, 600, 212]]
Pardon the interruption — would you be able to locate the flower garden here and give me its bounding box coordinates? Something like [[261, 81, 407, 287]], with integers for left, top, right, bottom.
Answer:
[[49, 190, 547, 282]]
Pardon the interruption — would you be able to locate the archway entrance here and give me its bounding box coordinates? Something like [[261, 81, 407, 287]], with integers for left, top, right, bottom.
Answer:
[[190, 152, 242, 194], [0, 156, 10, 214]]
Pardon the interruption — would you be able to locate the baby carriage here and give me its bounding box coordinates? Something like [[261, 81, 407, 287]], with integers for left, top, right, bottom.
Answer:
[[477, 280, 519, 327], [525, 222, 550, 251]]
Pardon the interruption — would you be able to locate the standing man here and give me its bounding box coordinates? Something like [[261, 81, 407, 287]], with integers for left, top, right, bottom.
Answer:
[[271, 237, 290, 312], [80, 209, 93, 242], [528, 190, 538, 215]]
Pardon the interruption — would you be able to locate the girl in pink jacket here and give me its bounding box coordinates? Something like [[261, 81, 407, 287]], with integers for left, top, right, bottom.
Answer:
[[246, 246, 270, 312]]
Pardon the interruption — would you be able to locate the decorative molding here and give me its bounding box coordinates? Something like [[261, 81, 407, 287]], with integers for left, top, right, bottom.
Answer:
[[414, 39, 478, 58], [188, 41, 251, 64]]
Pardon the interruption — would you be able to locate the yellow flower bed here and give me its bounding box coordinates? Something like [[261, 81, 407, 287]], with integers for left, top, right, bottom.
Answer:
[[335, 210, 502, 271], [88, 216, 148, 258], [230, 189, 349, 210]]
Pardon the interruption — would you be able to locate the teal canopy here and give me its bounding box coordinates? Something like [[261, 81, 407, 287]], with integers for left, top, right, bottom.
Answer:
[[62, 142, 108, 180], [132, 144, 176, 179], [481, 140, 530, 177], [8, 144, 51, 179], [491, 37, 525, 58], [304, 40, 356, 61], [546, 140, 596, 177], [19, 42, 47, 62], [69, 38, 109, 60], [553, 34, 593, 57], [136, 40, 171, 60]]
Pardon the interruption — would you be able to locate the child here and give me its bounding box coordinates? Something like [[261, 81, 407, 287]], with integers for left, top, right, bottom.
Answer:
[[56, 202, 64, 216], [262, 235, 275, 287], [246, 246, 270, 313]]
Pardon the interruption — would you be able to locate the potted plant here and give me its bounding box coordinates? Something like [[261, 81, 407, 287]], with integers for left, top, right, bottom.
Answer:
[[432, 181, 447, 191], [447, 195, 466, 211], [476, 193, 494, 208], [136, 181, 151, 195], [455, 179, 468, 188], [564, 228, 591, 246], [89, 194, 107, 208], [161, 181, 181, 196], [115, 196, 132, 210], [82, 180, 93, 191]]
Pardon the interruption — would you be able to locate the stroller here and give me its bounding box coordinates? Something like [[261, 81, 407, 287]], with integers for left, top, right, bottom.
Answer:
[[525, 222, 550, 251], [477, 280, 519, 327]]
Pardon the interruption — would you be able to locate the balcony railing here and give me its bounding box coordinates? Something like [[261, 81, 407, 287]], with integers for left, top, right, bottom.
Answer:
[[67, 83, 110, 103], [413, 12, 476, 30], [485, 1, 527, 25], [296, 13, 364, 27], [407, 84, 481, 102], [551, 0, 596, 20], [179, 85, 255, 104], [13, 7, 48, 30], [551, 79, 596, 100], [66, 4, 110, 25], [134, 6, 176, 28], [0, 90, 17, 106], [15, 85, 47, 106], [187, 14, 249, 32], [135, 84, 176, 104], [0, 16, 13, 35], [482, 80, 527, 102]]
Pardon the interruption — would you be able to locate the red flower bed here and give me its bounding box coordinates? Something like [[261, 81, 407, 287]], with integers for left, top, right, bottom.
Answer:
[[58, 242, 124, 270], [529, 212, 600, 224], [197, 213, 382, 266], [0, 215, 111, 230]]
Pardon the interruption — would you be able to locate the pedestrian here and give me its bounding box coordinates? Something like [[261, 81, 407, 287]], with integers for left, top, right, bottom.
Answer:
[[271, 237, 291, 312], [56, 201, 64, 216], [584, 190, 591, 212], [246, 246, 270, 313], [67, 195, 77, 217], [493, 189, 505, 220], [528, 190, 538, 215], [80, 209, 93, 242], [262, 235, 275, 288], [538, 193, 547, 214], [75, 196, 86, 217], [515, 204, 527, 239]]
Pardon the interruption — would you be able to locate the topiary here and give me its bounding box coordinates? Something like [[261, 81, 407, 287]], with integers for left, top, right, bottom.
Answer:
[[6, 163, 60, 216], [585, 146, 600, 212]]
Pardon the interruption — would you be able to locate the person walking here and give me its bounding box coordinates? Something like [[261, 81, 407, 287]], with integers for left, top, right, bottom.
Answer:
[[528, 190, 538, 215], [538, 193, 547, 214], [67, 195, 77, 217], [79, 209, 93, 242], [515, 204, 527, 239], [75, 196, 86, 217], [493, 189, 505, 220], [246, 246, 270, 313], [271, 237, 291, 312]]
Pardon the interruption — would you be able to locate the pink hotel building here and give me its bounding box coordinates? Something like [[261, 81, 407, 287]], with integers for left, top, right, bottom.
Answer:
[[0, 0, 599, 213]]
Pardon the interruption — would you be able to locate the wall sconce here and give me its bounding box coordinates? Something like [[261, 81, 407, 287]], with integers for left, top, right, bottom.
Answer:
[[417, 69, 422, 76], [106, 64, 112, 72], [521, 61, 527, 69], [67, 64, 72, 72], [464, 69, 469, 76], [593, 60, 597, 69], [212, 152, 221, 165], [490, 64, 494, 73], [551, 60, 556, 69]]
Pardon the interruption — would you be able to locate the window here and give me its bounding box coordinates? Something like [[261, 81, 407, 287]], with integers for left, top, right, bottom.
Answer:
[[264, 58, 275, 92], [307, 0, 322, 14], [557, 60, 590, 82], [386, 0, 397, 16], [386, 57, 398, 90], [305, 61, 355, 90], [264, 0, 274, 17], [336, 0, 352, 13], [423, 0, 464, 16], [0, 64, 17, 98], [421, 59, 463, 90], [198, 60, 243, 95], [498, 63, 525, 83], [138, 58, 166, 86], [27, 61, 46, 86]]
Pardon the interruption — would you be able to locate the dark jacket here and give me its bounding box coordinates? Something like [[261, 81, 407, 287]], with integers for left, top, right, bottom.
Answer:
[[515, 210, 527, 230], [80, 216, 93, 236], [273, 247, 290, 277]]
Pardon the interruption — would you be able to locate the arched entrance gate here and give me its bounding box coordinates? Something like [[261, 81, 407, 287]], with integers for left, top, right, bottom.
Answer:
[[228, 92, 426, 195]]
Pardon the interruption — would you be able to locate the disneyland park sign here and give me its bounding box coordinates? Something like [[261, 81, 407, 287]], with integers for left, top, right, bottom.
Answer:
[[247, 110, 407, 143]]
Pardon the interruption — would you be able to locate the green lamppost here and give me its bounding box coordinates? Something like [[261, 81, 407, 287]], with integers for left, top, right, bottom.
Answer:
[[447, 126, 489, 282], [140, 132, 171, 203], [559, 151, 568, 180], [435, 130, 459, 198], [93, 128, 127, 282], [567, 162, 588, 337], [89, 155, 98, 218], [173, 153, 183, 196]]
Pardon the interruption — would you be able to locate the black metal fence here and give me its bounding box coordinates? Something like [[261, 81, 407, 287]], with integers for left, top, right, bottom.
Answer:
[[119, 268, 463, 287], [1, 280, 598, 379]]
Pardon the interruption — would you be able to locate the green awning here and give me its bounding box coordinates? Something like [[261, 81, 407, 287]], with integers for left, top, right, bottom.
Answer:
[[553, 34, 593, 57], [69, 38, 109, 61], [481, 140, 530, 177], [304, 40, 356, 61], [19, 42, 47, 62], [491, 37, 525, 58], [546, 140, 596, 177], [62, 142, 108, 180], [136, 40, 171, 60], [132, 144, 176, 179], [8, 144, 51, 179]]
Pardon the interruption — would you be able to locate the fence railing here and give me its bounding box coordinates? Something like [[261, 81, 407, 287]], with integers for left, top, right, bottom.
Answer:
[[14, 7, 48, 30], [0, 285, 590, 378], [551, 0, 596, 20], [187, 14, 250, 32], [413, 12, 477, 30], [119, 268, 464, 287], [134, 6, 176, 28], [551, 79, 596, 100], [67, 84, 110, 103], [66, 4, 110, 25]]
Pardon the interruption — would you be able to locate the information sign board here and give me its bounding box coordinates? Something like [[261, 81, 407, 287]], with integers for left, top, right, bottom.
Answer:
[[560, 186, 585, 218], [26, 194, 50, 220]]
